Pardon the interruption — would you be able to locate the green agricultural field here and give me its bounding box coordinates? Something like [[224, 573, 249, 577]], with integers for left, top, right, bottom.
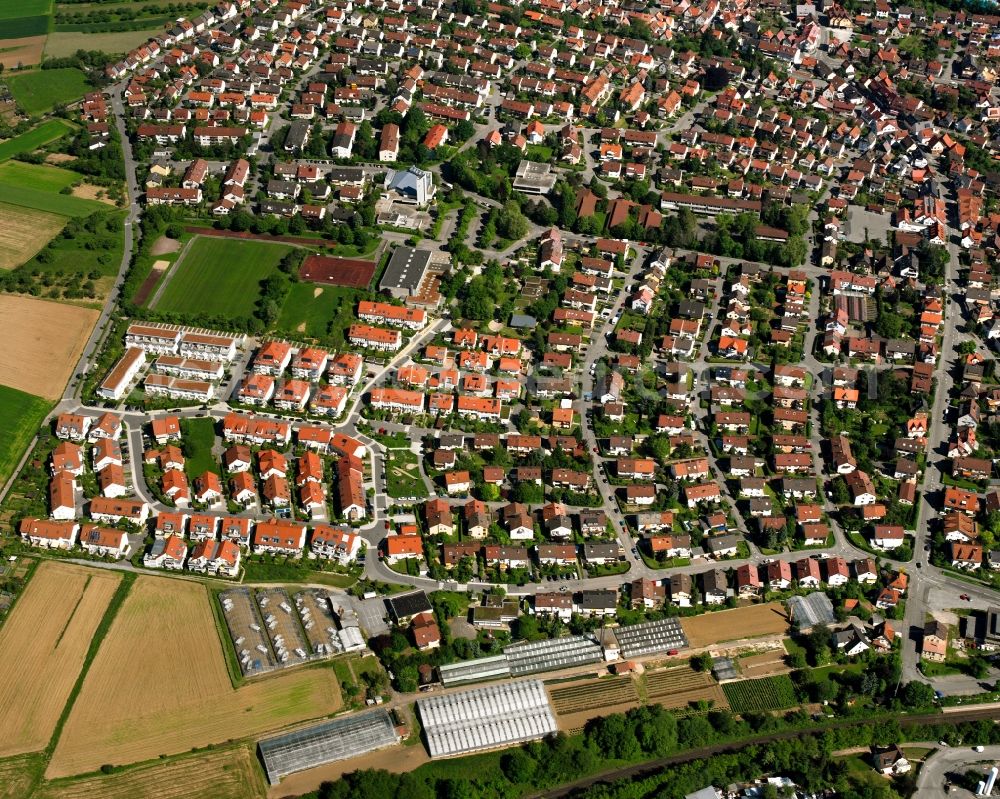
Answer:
[[0, 15, 48, 39], [6, 68, 90, 115], [0, 160, 80, 192], [0, 0, 51, 18], [722, 674, 798, 714], [0, 181, 107, 216], [276, 282, 361, 340], [180, 417, 219, 476], [154, 237, 295, 318], [0, 385, 51, 489], [0, 119, 74, 162]]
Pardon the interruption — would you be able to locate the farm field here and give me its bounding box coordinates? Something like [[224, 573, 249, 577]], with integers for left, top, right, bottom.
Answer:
[[550, 677, 639, 715], [0, 295, 99, 399], [0, 160, 81, 192], [0, 0, 51, 18], [180, 416, 219, 476], [35, 745, 267, 799], [6, 68, 90, 115], [0, 753, 45, 799], [276, 282, 361, 340], [738, 649, 790, 679], [0, 562, 121, 758], [0, 15, 49, 40], [44, 28, 160, 58], [0, 384, 52, 487], [644, 667, 729, 712], [722, 674, 798, 713], [48, 575, 344, 778], [0, 35, 47, 68], [0, 201, 66, 269], [154, 236, 295, 318], [0, 119, 74, 161], [0, 182, 106, 216], [550, 676, 641, 733], [680, 602, 789, 648]]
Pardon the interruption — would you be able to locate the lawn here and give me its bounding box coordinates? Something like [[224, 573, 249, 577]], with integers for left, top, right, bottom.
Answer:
[[6, 68, 89, 115], [384, 447, 429, 500], [0, 160, 81, 192], [0, 181, 106, 216], [0, 119, 74, 162], [180, 417, 218, 476], [0, 385, 51, 489], [276, 282, 361, 341], [154, 237, 295, 318]]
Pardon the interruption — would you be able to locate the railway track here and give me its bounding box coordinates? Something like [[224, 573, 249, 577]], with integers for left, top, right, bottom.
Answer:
[[532, 705, 1000, 799]]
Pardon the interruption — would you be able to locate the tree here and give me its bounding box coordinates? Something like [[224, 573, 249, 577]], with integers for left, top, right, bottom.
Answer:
[[501, 748, 537, 783], [496, 200, 529, 240], [875, 311, 905, 339]]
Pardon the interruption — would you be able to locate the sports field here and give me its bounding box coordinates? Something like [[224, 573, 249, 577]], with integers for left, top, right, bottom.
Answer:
[[48, 576, 343, 777], [35, 746, 267, 799], [0, 119, 74, 161], [0, 201, 66, 269], [0, 160, 80, 192], [0, 562, 121, 758], [0, 295, 99, 399], [0, 384, 52, 487], [154, 236, 295, 317], [680, 602, 789, 648], [6, 68, 89, 115]]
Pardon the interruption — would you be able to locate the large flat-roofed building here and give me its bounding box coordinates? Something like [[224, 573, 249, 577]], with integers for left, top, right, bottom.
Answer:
[[380, 246, 433, 300], [258, 710, 400, 785], [513, 161, 557, 194], [417, 679, 557, 758]]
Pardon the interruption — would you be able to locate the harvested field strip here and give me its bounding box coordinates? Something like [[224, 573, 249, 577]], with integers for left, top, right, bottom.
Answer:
[[44, 29, 160, 59], [36, 745, 267, 799], [722, 674, 798, 713], [48, 576, 343, 777], [0, 295, 100, 400], [738, 650, 790, 678], [680, 602, 788, 648], [0, 562, 120, 758], [0, 200, 67, 269], [550, 677, 638, 715]]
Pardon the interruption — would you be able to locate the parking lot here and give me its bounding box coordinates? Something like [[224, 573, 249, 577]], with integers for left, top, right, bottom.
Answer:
[[258, 588, 310, 667], [219, 587, 277, 676], [294, 589, 341, 656]]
